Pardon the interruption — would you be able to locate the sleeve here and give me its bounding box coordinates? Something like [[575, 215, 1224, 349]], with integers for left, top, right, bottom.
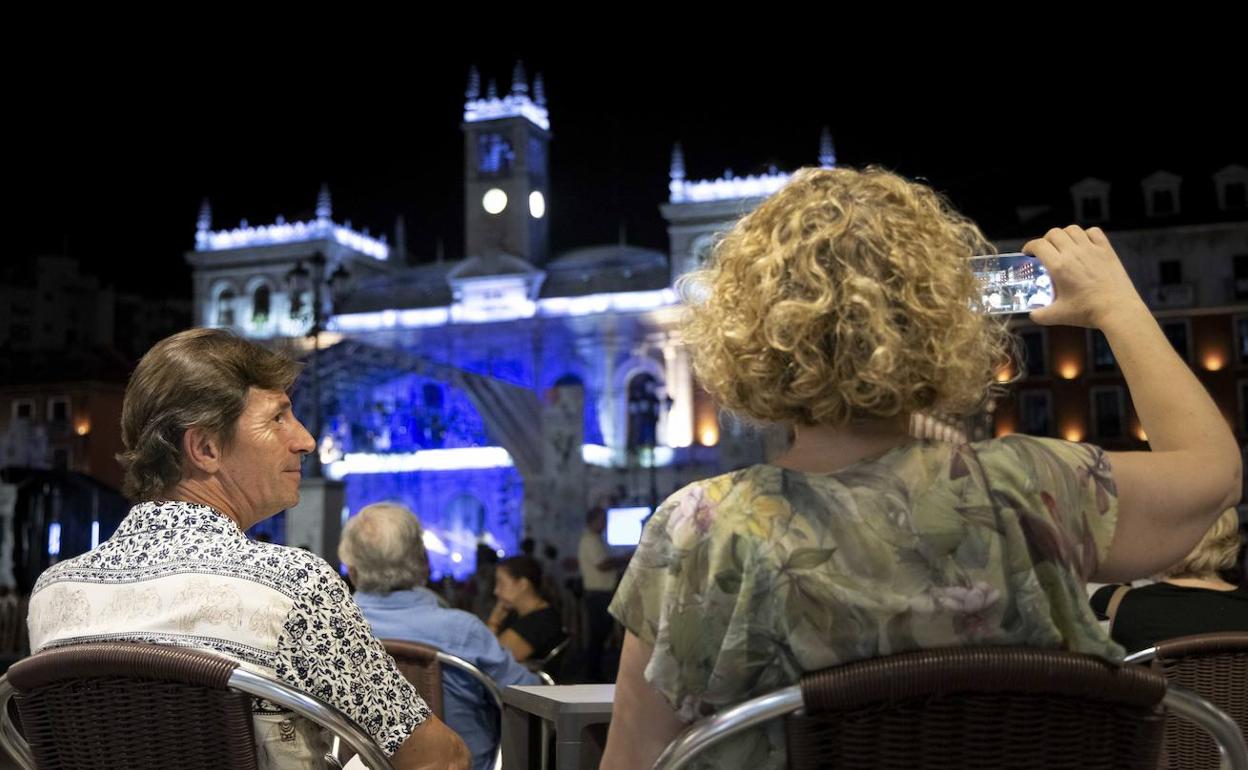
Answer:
[[608, 481, 749, 721], [983, 435, 1120, 581], [274, 562, 431, 756]]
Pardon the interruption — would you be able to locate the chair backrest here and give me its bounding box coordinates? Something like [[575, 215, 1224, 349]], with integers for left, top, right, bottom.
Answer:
[[1126, 632, 1248, 770], [524, 632, 571, 679], [653, 646, 1248, 770], [381, 639, 445, 719], [382, 640, 505, 770], [0, 642, 395, 770]]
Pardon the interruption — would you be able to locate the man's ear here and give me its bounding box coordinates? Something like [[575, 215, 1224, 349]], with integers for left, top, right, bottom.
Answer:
[[182, 425, 224, 474]]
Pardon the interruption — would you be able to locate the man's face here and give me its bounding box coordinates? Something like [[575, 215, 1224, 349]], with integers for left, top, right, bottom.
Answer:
[[216, 388, 315, 524]]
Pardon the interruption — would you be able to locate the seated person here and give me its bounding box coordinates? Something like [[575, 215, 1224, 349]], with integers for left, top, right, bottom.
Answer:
[[486, 556, 566, 664], [339, 503, 540, 770], [27, 328, 467, 770], [1091, 508, 1248, 651], [599, 168, 1241, 770]]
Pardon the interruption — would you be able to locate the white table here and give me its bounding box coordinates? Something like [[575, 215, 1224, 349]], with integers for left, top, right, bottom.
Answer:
[[501, 684, 615, 770]]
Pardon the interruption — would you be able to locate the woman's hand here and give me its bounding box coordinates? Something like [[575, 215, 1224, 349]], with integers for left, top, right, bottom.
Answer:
[[486, 600, 510, 633], [1023, 225, 1147, 330]]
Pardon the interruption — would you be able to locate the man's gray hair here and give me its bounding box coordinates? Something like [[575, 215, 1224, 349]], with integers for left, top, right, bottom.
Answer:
[[338, 502, 429, 594]]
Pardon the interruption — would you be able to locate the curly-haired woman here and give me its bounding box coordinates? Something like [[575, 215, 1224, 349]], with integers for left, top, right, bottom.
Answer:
[[600, 167, 1241, 770]]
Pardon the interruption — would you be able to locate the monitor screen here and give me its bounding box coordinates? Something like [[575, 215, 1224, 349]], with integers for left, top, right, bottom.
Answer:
[[606, 506, 651, 546]]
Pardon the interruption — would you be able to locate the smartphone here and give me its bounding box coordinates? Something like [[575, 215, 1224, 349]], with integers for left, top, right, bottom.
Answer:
[[969, 252, 1053, 315]]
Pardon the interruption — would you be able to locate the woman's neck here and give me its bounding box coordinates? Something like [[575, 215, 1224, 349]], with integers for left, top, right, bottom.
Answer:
[[1163, 575, 1239, 591], [772, 416, 913, 474]]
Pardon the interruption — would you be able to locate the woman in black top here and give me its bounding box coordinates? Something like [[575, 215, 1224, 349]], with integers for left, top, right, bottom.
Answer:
[[487, 555, 566, 662], [1091, 508, 1248, 652]]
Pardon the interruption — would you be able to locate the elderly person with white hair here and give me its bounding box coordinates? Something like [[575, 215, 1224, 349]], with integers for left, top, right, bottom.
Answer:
[[340, 503, 540, 770]]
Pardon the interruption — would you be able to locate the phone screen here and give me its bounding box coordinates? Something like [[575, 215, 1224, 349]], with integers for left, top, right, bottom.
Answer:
[[970, 252, 1053, 315]]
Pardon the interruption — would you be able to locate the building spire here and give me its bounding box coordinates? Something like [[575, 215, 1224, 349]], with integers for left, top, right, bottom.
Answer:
[[533, 72, 546, 106], [486, 79, 499, 100], [670, 142, 686, 181], [819, 126, 837, 168], [466, 65, 481, 101], [316, 183, 332, 221], [511, 61, 528, 96], [196, 198, 212, 232]]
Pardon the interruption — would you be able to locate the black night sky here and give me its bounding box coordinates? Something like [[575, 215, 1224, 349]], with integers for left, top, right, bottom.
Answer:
[[9, 47, 1243, 300]]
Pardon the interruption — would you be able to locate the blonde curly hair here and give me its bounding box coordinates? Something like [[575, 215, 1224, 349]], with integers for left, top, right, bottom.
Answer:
[[1159, 508, 1242, 580], [679, 166, 1013, 427]]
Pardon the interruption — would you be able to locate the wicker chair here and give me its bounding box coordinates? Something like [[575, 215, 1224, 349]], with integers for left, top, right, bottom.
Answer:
[[0, 642, 394, 770], [382, 639, 446, 719], [382, 639, 506, 769], [653, 646, 1248, 770], [1125, 632, 1248, 770]]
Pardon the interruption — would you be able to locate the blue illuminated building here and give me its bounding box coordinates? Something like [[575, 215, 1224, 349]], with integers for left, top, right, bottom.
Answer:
[[185, 63, 830, 578]]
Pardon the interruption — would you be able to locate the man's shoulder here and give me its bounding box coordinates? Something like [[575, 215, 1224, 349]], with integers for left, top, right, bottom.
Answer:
[[31, 554, 91, 595], [248, 542, 348, 596]]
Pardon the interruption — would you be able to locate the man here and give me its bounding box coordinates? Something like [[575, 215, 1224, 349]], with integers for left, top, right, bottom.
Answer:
[[340, 502, 540, 770], [577, 506, 631, 682], [27, 328, 468, 770]]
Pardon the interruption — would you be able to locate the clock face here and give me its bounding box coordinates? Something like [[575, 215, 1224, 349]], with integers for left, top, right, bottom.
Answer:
[[529, 191, 546, 219], [478, 133, 514, 176], [483, 188, 508, 214]]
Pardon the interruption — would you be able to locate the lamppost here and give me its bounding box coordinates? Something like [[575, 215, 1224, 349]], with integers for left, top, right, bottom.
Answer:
[[286, 251, 351, 479], [627, 375, 672, 512]]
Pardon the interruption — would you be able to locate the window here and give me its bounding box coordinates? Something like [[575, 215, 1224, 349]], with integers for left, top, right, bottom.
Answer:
[[1089, 329, 1116, 372], [1019, 391, 1053, 436], [1237, 317, 1248, 365], [217, 289, 236, 327], [1091, 387, 1125, 439], [252, 285, 271, 323], [1159, 260, 1182, 285], [1225, 181, 1246, 210], [1150, 189, 1175, 216], [1233, 255, 1248, 302], [12, 399, 35, 420], [1080, 196, 1104, 222], [1162, 320, 1190, 361], [48, 396, 70, 423], [1020, 330, 1047, 377]]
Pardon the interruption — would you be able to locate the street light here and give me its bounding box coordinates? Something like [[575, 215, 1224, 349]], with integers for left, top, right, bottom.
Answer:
[[286, 251, 352, 478], [627, 375, 673, 512]]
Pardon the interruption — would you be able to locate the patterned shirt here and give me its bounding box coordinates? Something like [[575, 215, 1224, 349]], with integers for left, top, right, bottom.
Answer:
[[610, 435, 1123, 770], [28, 500, 429, 768]]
